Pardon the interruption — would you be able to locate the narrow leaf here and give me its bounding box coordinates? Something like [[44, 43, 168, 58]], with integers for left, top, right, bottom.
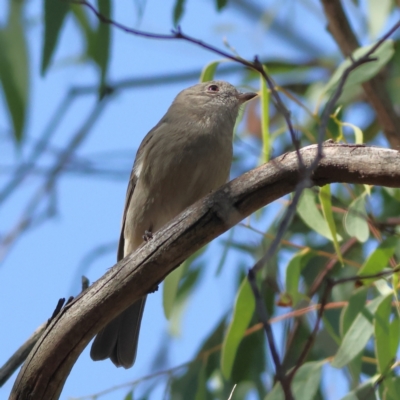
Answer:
[[216, 0, 228, 11], [367, 0, 392, 39], [319, 185, 343, 262], [0, 0, 29, 142], [173, 0, 186, 26], [163, 262, 188, 319], [340, 286, 368, 337], [284, 249, 310, 306], [323, 40, 394, 99], [260, 71, 270, 163], [266, 361, 323, 400], [221, 278, 255, 379], [340, 378, 377, 400], [375, 295, 398, 374], [94, 0, 111, 87], [332, 294, 389, 368], [200, 60, 220, 83], [41, 0, 70, 74], [297, 189, 342, 241], [357, 237, 397, 284], [344, 194, 369, 243]]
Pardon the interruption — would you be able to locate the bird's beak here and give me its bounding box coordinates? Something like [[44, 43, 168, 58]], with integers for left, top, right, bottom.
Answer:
[[236, 91, 258, 104]]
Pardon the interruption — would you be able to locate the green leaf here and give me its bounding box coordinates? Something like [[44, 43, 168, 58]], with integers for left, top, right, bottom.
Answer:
[[93, 0, 111, 87], [284, 249, 311, 306], [0, 0, 29, 142], [374, 295, 398, 374], [357, 237, 397, 284], [163, 262, 188, 319], [221, 278, 255, 379], [323, 40, 394, 101], [41, 0, 70, 74], [216, 0, 228, 11], [366, 0, 392, 39], [163, 247, 206, 320], [340, 286, 368, 337], [384, 376, 400, 400], [332, 294, 389, 368], [297, 189, 342, 242], [260, 71, 270, 163], [344, 194, 369, 243], [200, 61, 220, 83], [194, 363, 207, 400], [124, 390, 133, 400], [265, 361, 323, 400], [319, 185, 343, 262], [173, 0, 186, 26], [340, 378, 377, 400]]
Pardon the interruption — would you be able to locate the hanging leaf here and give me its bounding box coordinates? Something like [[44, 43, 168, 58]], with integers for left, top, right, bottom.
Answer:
[[332, 294, 389, 368], [173, 0, 186, 26], [41, 0, 70, 75], [319, 185, 343, 263], [357, 237, 397, 284], [221, 278, 255, 379], [260, 70, 270, 163], [366, 0, 392, 39], [297, 189, 342, 241], [200, 60, 221, 82], [265, 361, 323, 400], [323, 40, 394, 102], [215, 0, 228, 11], [283, 248, 311, 306], [344, 193, 369, 243], [374, 294, 399, 374]]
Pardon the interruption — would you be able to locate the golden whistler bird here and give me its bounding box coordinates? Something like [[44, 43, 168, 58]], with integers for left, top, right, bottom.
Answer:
[[90, 81, 257, 368]]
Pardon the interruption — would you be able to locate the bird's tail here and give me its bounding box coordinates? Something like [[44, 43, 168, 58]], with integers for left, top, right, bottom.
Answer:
[[90, 296, 147, 369]]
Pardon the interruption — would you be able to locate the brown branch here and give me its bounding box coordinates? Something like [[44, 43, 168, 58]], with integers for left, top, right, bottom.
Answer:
[[9, 143, 400, 399], [320, 0, 400, 149]]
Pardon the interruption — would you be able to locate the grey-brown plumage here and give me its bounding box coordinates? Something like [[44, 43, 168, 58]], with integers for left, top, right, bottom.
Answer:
[[90, 81, 257, 368]]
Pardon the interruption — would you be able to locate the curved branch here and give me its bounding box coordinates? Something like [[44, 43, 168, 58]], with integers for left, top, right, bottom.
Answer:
[[10, 143, 400, 399]]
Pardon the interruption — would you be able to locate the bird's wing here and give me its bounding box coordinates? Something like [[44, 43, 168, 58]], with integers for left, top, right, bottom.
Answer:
[[117, 127, 157, 262]]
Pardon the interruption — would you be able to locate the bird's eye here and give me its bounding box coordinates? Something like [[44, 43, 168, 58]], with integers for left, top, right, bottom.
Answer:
[[207, 84, 219, 92]]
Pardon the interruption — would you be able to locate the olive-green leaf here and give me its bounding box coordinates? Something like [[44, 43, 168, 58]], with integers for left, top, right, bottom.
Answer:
[[340, 286, 368, 337], [323, 40, 394, 100], [216, 0, 228, 11], [221, 278, 255, 379], [93, 0, 111, 87], [366, 0, 392, 39], [285, 249, 310, 306], [297, 188, 342, 242], [340, 378, 377, 400], [332, 294, 389, 368], [173, 0, 186, 26], [320, 185, 343, 263], [265, 361, 323, 400], [374, 295, 398, 374], [0, 0, 29, 142], [357, 237, 397, 284], [344, 194, 369, 243], [200, 61, 220, 83], [41, 0, 70, 75], [260, 71, 270, 163]]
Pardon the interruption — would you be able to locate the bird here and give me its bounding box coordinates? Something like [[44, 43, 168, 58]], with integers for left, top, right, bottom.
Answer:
[[90, 80, 257, 368]]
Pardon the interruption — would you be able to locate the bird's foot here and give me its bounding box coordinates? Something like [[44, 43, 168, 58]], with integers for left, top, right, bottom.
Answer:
[[143, 230, 153, 242]]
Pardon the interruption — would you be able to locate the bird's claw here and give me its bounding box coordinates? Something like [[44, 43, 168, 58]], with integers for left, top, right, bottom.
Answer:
[[143, 230, 153, 242]]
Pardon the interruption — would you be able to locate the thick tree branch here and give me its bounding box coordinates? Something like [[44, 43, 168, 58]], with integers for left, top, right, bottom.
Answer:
[[10, 143, 400, 399], [320, 0, 400, 149]]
